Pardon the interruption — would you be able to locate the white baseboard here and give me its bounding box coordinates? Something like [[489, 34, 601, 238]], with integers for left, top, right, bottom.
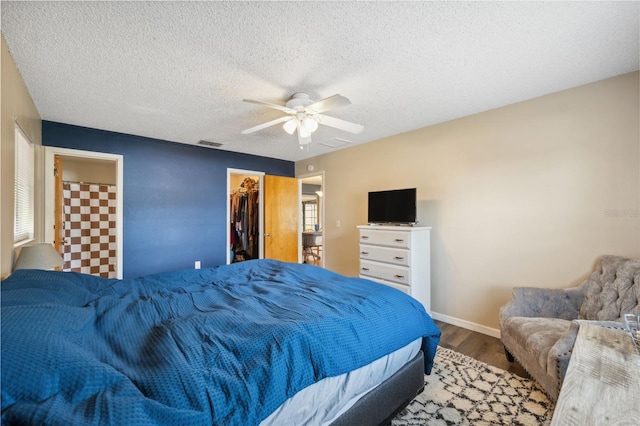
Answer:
[[430, 311, 501, 339]]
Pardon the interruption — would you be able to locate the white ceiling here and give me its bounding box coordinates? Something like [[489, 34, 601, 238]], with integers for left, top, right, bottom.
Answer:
[[2, 1, 638, 162]]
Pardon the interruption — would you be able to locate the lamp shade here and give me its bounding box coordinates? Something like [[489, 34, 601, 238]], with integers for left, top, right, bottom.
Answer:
[[302, 117, 318, 133], [283, 119, 297, 135], [298, 122, 311, 138], [14, 243, 64, 271]]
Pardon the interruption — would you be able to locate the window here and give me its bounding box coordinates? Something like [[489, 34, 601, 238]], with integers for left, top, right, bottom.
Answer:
[[302, 200, 318, 231], [14, 125, 35, 245]]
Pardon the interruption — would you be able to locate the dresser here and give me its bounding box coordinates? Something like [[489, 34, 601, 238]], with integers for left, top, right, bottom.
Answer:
[[357, 225, 431, 312]]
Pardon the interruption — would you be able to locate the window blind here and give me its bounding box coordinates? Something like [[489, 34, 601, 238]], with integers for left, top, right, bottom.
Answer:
[[14, 125, 35, 245], [302, 200, 318, 231]]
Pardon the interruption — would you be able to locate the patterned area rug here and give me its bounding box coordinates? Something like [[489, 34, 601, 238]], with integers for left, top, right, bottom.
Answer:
[[392, 347, 555, 425]]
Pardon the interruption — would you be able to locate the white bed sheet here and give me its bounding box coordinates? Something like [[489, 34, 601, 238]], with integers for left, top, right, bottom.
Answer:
[[261, 337, 422, 426]]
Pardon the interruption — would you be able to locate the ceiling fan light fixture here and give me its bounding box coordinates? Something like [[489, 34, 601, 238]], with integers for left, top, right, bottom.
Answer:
[[283, 119, 297, 135], [298, 122, 312, 138], [302, 116, 318, 133]]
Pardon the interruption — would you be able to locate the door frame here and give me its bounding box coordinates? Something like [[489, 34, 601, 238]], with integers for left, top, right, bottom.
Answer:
[[44, 147, 124, 278], [298, 171, 325, 268], [226, 168, 265, 264]]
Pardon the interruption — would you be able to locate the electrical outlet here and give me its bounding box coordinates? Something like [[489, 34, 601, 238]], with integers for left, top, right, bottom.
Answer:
[[336, 219, 341, 228], [195, 261, 201, 269]]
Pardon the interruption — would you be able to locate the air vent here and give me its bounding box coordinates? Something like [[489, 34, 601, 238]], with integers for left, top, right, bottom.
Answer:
[[198, 140, 223, 148], [320, 137, 352, 148]]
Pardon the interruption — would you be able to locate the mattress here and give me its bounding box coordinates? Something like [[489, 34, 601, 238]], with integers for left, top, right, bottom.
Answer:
[[262, 337, 422, 425]]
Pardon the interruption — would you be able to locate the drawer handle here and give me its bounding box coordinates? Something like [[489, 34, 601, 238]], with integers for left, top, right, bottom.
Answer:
[[394, 274, 405, 279], [361, 252, 369, 255], [394, 239, 404, 243], [394, 256, 404, 261], [361, 236, 369, 239], [361, 267, 370, 271]]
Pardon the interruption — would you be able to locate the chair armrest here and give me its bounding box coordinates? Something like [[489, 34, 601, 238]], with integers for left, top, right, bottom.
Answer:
[[499, 286, 585, 325], [547, 319, 626, 386]]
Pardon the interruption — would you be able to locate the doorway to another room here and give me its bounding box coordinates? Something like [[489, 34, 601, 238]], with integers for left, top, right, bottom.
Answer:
[[44, 147, 124, 279], [300, 173, 324, 267]]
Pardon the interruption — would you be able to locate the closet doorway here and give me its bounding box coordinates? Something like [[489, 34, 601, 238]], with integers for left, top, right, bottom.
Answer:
[[44, 147, 124, 278], [299, 172, 324, 267], [227, 169, 264, 263], [226, 169, 300, 264]]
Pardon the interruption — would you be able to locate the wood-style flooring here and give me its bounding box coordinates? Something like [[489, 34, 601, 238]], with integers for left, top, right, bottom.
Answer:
[[435, 320, 530, 378]]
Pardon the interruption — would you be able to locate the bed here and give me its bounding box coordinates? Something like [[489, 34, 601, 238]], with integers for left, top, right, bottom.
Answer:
[[1, 259, 440, 425]]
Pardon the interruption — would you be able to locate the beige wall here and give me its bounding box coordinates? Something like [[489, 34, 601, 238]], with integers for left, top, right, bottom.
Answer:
[[296, 72, 640, 331], [1, 35, 43, 278], [62, 157, 117, 185]]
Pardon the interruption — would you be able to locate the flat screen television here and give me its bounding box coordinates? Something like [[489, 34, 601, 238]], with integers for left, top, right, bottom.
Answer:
[[367, 188, 417, 225]]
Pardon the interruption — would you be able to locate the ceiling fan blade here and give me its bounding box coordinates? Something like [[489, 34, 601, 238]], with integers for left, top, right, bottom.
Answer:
[[243, 99, 296, 114], [297, 129, 312, 145], [241, 116, 293, 134], [315, 114, 364, 134], [306, 94, 351, 113]]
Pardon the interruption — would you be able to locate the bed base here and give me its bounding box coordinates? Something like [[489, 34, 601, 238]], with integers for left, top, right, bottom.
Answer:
[[331, 350, 425, 426]]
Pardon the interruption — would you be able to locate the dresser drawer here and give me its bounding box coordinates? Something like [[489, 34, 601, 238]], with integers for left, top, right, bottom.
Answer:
[[359, 244, 410, 266], [359, 259, 411, 286], [359, 228, 411, 248], [362, 276, 411, 294]]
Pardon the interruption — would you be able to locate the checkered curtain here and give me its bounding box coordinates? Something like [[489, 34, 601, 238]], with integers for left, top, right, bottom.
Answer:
[[62, 182, 117, 278]]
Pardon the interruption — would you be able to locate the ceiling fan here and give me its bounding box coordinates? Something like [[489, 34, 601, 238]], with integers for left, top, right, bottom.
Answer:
[[241, 93, 364, 145]]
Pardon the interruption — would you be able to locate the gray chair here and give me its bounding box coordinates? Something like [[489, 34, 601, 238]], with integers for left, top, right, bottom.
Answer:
[[499, 255, 640, 401]]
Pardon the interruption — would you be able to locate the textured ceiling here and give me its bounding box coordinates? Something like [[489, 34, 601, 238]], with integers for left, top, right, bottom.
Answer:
[[2, 1, 638, 162]]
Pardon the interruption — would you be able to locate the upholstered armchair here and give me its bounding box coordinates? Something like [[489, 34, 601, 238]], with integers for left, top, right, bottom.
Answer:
[[499, 255, 640, 401]]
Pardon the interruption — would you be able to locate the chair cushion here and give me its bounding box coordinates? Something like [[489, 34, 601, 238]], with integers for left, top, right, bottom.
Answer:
[[502, 316, 571, 373]]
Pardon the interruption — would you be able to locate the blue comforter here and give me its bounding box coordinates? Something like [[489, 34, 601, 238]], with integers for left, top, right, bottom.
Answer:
[[1, 259, 440, 425]]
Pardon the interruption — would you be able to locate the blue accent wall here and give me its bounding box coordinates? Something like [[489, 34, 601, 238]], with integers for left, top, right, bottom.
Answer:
[[43, 121, 294, 278]]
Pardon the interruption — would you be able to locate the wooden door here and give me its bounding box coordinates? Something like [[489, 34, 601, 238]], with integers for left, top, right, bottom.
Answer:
[[53, 155, 65, 265], [264, 175, 299, 262]]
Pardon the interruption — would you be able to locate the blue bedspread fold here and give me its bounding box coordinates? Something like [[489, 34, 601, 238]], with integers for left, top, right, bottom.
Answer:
[[1, 259, 440, 425]]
